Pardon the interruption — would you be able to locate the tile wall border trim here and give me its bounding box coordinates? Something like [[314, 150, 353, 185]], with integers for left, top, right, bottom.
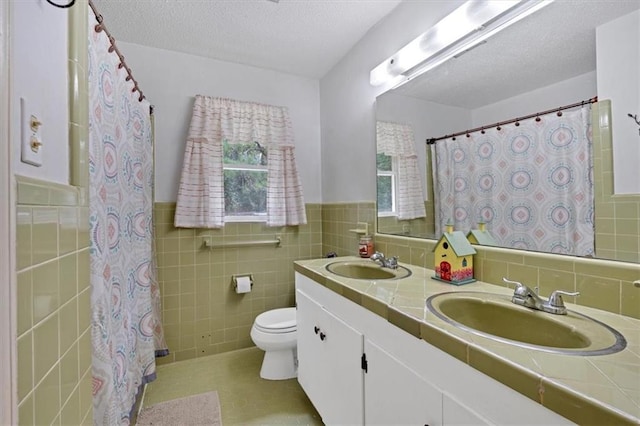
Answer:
[[16, 176, 80, 207]]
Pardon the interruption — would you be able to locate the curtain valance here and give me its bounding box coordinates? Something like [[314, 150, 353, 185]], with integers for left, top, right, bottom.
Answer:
[[188, 95, 295, 147], [377, 120, 417, 157]]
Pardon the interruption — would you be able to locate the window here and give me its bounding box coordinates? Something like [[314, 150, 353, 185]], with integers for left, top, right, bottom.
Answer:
[[377, 153, 396, 215], [174, 96, 307, 228], [223, 140, 267, 220]]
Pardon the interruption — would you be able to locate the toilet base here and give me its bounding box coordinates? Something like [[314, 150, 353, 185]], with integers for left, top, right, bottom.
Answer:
[[259, 348, 297, 380]]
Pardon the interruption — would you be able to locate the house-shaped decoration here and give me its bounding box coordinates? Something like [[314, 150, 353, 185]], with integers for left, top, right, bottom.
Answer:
[[432, 223, 477, 285], [466, 222, 497, 247]]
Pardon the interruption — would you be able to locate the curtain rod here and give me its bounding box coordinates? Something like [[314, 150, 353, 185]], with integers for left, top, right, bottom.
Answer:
[[88, 0, 154, 115], [426, 96, 598, 144]]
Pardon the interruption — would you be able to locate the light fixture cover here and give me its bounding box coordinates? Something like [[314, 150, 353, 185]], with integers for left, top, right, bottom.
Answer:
[[370, 0, 554, 87]]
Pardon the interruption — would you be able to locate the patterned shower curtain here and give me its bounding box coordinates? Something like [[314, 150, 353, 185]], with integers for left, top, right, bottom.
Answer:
[[432, 106, 594, 256], [88, 13, 167, 425]]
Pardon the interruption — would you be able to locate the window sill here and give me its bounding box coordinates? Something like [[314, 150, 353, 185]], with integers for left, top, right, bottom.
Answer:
[[377, 212, 398, 218], [225, 215, 267, 223]]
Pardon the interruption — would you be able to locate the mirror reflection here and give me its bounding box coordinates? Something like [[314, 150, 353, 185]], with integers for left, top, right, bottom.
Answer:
[[376, 0, 640, 263]]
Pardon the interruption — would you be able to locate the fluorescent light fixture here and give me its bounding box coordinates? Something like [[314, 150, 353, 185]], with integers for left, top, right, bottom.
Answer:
[[370, 0, 554, 87]]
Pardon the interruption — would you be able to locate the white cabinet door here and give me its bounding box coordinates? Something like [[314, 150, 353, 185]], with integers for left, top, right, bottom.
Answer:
[[296, 290, 364, 425], [442, 394, 491, 425], [364, 339, 443, 426]]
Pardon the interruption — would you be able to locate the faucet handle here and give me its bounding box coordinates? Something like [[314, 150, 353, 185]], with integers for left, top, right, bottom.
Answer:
[[548, 290, 580, 308], [503, 278, 528, 296], [503, 277, 523, 287]]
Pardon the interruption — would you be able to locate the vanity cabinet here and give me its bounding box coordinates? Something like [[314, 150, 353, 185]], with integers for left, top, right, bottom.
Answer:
[[295, 271, 571, 426], [298, 286, 440, 425], [364, 339, 442, 425], [442, 394, 491, 425], [296, 290, 364, 425]]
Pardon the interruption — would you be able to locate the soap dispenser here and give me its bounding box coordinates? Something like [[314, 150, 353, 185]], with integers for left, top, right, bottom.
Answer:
[[359, 235, 374, 258]]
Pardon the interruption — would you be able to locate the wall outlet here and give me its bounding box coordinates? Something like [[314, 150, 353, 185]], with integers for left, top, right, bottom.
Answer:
[[20, 97, 43, 167]]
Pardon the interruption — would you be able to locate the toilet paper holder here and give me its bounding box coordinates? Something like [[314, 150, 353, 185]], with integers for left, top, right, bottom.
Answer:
[[232, 274, 254, 290]]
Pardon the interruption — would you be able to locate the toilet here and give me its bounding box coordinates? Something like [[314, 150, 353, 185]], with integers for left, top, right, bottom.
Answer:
[[250, 307, 298, 380]]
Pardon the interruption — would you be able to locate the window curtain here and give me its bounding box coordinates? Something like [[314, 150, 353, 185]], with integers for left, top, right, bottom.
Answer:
[[88, 13, 167, 425], [432, 105, 594, 256], [175, 96, 307, 228], [376, 121, 426, 220]]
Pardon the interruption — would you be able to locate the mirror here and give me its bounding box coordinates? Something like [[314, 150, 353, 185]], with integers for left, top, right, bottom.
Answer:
[[376, 0, 640, 263]]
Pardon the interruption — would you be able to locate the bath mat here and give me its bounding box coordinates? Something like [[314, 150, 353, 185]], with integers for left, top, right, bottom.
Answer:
[[137, 391, 222, 425]]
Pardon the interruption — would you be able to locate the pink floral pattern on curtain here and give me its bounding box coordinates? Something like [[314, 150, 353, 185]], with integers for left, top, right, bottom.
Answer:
[[88, 14, 167, 425], [175, 95, 307, 228], [432, 106, 594, 256]]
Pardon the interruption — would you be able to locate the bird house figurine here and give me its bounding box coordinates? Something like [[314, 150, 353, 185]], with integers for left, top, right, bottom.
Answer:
[[433, 222, 476, 285], [466, 221, 497, 247]]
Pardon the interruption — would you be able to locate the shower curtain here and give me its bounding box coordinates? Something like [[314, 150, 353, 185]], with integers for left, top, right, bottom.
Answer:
[[433, 106, 594, 256], [88, 13, 167, 425]]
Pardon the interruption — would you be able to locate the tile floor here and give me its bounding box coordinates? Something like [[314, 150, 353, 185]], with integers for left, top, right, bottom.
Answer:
[[142, 347, 323, 425]]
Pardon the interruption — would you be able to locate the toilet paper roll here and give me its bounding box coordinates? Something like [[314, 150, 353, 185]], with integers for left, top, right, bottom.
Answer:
[[235, 276, 252, 294]]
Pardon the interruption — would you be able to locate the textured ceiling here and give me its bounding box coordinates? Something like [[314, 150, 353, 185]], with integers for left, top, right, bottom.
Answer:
[[91, 0, 402, 79], [394, 0, 640, 109], [91, 1, 640, 105]]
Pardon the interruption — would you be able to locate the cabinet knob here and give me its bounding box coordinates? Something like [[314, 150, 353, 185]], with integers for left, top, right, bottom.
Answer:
[[319, 332, 326, 341], [314, 326, 320, 334]]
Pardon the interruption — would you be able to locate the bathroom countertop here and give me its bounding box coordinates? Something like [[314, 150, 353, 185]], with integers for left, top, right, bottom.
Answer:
[[294, 257, 640, 425]]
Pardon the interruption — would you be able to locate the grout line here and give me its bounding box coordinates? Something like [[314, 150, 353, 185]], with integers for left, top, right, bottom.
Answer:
[[19, 329, 86, 409], [16, 246, 89, 274]]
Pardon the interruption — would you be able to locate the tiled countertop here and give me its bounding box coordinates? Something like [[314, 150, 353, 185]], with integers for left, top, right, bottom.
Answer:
[[295, 257, 640, 425]]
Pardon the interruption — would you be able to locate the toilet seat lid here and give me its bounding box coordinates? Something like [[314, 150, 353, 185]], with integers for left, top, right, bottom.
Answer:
[[255, 307, 296, 332]]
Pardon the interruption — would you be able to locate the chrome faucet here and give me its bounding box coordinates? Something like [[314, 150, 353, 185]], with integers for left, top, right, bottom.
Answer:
[[370, 252, 399, 269], [503, 278, 580, 315]]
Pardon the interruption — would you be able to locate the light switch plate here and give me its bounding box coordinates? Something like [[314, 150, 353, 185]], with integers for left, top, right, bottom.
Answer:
[[20, 97, 43, 167]]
